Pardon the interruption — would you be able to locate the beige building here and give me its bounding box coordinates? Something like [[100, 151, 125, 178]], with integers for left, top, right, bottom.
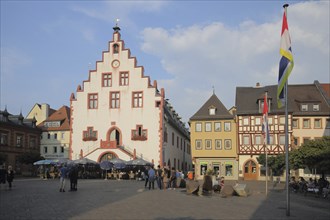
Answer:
[[26, 103, 55, 126], [38, 106, 70, 160], [190, 93, 238, 180]]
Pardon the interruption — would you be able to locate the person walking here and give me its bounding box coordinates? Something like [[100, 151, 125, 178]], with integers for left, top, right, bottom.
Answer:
[[69, 165, 78, 191], [6, 165, 14, 190], [59, 164, 68, 192], [144, 167, 149, 188], [148, 166, 156, 190], [156, 165, 163, 190]]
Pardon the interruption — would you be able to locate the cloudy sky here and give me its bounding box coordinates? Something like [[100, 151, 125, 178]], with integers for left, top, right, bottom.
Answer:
[[1, 1, 329, 124]]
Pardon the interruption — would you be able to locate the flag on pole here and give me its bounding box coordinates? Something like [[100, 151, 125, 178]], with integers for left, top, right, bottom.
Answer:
[[277, 5, 294, 108], [262, 92, 270, 145]]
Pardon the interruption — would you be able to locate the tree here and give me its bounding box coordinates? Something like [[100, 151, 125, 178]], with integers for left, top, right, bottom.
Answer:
[[257, 153, 286, 177], [18, 151, 44, 165], [298, 136, 330, 177]]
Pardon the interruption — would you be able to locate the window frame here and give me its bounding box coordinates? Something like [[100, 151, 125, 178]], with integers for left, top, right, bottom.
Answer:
[[119, 71, 129, 86], [110, 91, 120, 109], [88, 93, 98, 109], [195, 139, 202, 150], [102, 72, 112, 87], [132, 91, 143, 108]]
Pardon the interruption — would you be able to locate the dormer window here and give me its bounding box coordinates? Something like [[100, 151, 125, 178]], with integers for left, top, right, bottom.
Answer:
[[313, 104, 319, 111], [301, 104, 308, 111], [209, 106, 216, 115], [259, 99, 271, 114]]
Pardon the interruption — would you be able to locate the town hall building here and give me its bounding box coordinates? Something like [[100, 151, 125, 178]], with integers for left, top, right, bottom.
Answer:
[[70, 25, 191, 171]]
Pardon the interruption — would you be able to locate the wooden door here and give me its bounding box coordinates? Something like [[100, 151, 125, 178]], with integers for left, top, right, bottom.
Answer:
[[244, 160, 258, 180]]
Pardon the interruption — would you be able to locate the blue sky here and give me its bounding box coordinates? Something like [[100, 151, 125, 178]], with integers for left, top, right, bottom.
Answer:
[[1, 0, 329, 124]]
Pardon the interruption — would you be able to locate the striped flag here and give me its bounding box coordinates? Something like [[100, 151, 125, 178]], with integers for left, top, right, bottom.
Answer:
[[277, 5, 294, 108], [262, 92, 270, 145]]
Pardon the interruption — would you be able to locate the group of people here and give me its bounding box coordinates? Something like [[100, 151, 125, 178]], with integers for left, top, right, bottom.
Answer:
[[0, 165, 15, 190], [289, 176, 329, 197], [58, 164, 79, 192], [142, 165, 186, 190]]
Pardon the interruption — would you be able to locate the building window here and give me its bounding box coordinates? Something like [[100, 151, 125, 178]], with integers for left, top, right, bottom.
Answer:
[[293, 137, 299, 146], [243, 118, 249, 126], [255, 135, 262, 145], [195, 140, 202, 150], [83, 127, 97, 141], [268, 117, 273, 125], [132, 125, 147, 141], [303, 137, 311, 144], [88, 93, 98, 109], [120, 72, 129, 86], [314, 119, 321, 129], [292, 119, 298, 128], [47, 133, 50, 139], [53, 146, 57, 153], [313, 104, 319, 111], [225, 163, 233, 176], [301, 104, 308, 111], [279, 116, 285, 125], [224, 139, 232, 150], [29, 136, 36, 148], [44, 146, 48, 154], [214, 122, 221, 131], [215, 139, 222, 150], [54, 133, 57, 140], [172, 132, 174, 146], [61, 133, 65, 139], [255, 117, 261, 125], [113, 44, 119, 54], [16, 134, 23, 147], [177, 136, 179, 148], [61, 146, 64, 153], [326, 119, 330, 129], [164, 127, 168, 143], [243, 135, 250, 145], [269, 135, 274, 145], [102, 73, 112, 87], [205, 139, 212, 150], [0, 132, 8, 145], [110, 92, 120, 108], [303, 119, 310, 128], [224, 122, 231, 131], [205, 122, 212, 132], [132, 92, 143, 108], [195, 123, 202, 132], [209, 108, 216, 115], [279, 135, 285, 145]]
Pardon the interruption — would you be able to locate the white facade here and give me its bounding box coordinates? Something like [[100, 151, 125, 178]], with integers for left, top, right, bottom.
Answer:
[[70, 28, 191, 169]]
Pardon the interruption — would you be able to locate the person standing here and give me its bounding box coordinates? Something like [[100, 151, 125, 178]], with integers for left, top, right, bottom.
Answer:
[[162, 167, 169, 190], [69, 165, 78, 191], [59, 164, 68, 192], [148, 166, 156, 190], [6, 165, 14, 190], [156, 165, 163, 190], [170, 167, 177, 189], [144, 167, 149, 188]]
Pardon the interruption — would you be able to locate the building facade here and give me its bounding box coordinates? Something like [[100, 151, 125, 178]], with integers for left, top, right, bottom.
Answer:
[[38, 106, 71, 160], [190, 94, 238, 180], [0, 108, 41, 175], [26, 103, 55, 126], [70, 26, 191, 169]]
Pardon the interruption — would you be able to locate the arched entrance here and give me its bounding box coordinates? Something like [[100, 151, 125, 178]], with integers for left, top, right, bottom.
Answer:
[[106, 126, 122, 148], [99, 152, 118, 162], [243, 159, 258, 180]]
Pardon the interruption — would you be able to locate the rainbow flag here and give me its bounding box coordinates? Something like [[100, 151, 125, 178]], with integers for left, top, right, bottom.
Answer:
[[262, 93, 270, 145], [277, 5, 294, 108]]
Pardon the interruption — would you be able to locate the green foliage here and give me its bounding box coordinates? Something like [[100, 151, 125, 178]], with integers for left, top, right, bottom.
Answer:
[[257, 153, 285, 176], [18, 151, 44, 165], [298, 136, 330, 174]]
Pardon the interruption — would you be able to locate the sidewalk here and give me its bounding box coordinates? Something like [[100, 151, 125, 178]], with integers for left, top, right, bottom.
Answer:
[[0, 178, 329, 220]]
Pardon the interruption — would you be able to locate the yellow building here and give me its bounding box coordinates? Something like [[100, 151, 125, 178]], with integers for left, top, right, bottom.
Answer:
[[189, 93, 238, 180]]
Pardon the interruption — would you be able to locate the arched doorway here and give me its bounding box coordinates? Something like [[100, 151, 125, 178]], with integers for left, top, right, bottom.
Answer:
[[243, 159, 258, 180], [106, 126, 122, 148], [99, 152, 118, 162]]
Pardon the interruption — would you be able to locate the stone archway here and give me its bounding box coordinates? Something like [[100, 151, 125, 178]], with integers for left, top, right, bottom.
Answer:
[[243, 159, 258, 180]]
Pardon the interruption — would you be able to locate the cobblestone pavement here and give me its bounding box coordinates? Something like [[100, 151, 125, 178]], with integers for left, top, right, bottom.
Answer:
[[0, 178, 329, 220]]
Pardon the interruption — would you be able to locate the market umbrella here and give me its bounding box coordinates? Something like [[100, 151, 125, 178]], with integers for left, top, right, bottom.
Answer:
[[72, 158, 98, 165], [126, 158, 153, 166], [52, 158, 71, 166], [33, 159, 55, 166], [100, 160, 113, 180], [109, 158, 127, 170], [100, 160, 113, 170]]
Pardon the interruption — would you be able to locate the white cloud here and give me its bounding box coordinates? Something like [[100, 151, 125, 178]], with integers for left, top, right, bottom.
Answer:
[[140, 1, 329, 123]]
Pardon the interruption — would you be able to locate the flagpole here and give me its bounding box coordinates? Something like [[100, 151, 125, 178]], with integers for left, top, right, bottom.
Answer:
[[265, 91, 268, 196]]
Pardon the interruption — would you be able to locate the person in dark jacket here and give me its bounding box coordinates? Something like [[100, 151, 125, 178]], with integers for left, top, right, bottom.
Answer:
[[6, 165, 14, 190], [69, 165, 79, 191]]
